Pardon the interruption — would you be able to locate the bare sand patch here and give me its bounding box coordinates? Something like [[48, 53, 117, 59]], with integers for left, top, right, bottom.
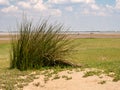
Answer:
[[1, 33, 120, 41], [23, 69, 120, 90]]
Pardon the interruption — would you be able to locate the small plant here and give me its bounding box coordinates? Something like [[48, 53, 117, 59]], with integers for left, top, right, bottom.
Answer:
[[83, 71, 101, 78], [62, 75, 72, 80], [44, 77, 49, 83], [52, 74, 60, 80], [98, 80, 106, 84], [66, 76, 72, 80], [75, 68, 81, 72], [10, 16, 77, 71], [113, 75, 120, 82], [33, 82, 40, 87], [67, 71, 73, 74]]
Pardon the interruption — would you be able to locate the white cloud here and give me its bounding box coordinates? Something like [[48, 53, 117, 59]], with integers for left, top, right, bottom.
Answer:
[[97, 12, 106, 16], [71, 0, 95, 4], [115, 0, 120, 9], [105, 5, 114, 14], [0, 0, 113, 17], [65, 6, 73, 11], [75, 0, 107, 16], [71, 0, 99, 10], [18, 1, 31, 9], [82, 8, 107, 16], [33, 1, 47, 11], [31, 0, 62, 16], [90, 4, 99, 10], [84, 0, 95, 4], [71, 0, 82, 3], [1, 5, 18, 13], [30, 0, 39, 4], [48, 0, 95, 4], [82, 9, 90, 15], [0, 0, 9, 5], [48, 0, 69, 4], [106, 4, 113, 9], [50, 9, 62, 16]]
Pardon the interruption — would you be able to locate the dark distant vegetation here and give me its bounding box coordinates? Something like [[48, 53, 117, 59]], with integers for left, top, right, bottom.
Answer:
[[10, 16, 76, 71]]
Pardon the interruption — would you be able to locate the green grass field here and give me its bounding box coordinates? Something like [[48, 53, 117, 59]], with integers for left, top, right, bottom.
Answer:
[[0, 38, 120, 89]]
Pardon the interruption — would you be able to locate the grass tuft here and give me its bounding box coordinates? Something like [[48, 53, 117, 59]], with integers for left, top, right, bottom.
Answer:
[[10, 16, 74, 70]]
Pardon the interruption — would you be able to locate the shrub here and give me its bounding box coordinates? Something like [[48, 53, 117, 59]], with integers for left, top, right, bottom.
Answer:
[[10, 17, 75, 70]]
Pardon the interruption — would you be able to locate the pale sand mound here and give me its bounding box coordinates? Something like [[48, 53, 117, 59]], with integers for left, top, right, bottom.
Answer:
[[23, 70, 120, 90]]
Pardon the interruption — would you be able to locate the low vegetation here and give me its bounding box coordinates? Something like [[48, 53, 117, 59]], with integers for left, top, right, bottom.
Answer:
[[70, 38, 120, 81], [83, 70, 102, 77], [1, 37, 120, 89]]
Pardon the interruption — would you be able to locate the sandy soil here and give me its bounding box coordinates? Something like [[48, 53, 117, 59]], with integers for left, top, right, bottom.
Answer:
[[23, 69, 120, 90], [0, 33, 120, 40]]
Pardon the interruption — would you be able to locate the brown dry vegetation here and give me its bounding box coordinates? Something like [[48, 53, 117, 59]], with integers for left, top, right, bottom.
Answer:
[[0, 40, 10, 44]]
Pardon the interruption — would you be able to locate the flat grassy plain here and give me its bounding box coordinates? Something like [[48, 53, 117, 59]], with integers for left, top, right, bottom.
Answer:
[[0, 38, 120, 89], [70, 38, 120, 80]]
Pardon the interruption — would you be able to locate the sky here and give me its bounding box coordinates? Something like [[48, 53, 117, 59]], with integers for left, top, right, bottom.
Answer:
[[0, 0, 120, 31]]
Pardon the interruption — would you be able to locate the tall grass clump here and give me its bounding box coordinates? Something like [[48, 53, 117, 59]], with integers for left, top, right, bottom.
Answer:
[[10, 17, 76, 71]]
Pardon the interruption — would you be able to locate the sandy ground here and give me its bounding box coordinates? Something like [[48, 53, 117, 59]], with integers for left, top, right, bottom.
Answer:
[[0, 33, 120, 40], [23, 69, 120, 90]]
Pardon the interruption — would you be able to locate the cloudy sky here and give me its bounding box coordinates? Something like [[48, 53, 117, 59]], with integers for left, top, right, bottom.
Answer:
[[0, 0, 120, 31]]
